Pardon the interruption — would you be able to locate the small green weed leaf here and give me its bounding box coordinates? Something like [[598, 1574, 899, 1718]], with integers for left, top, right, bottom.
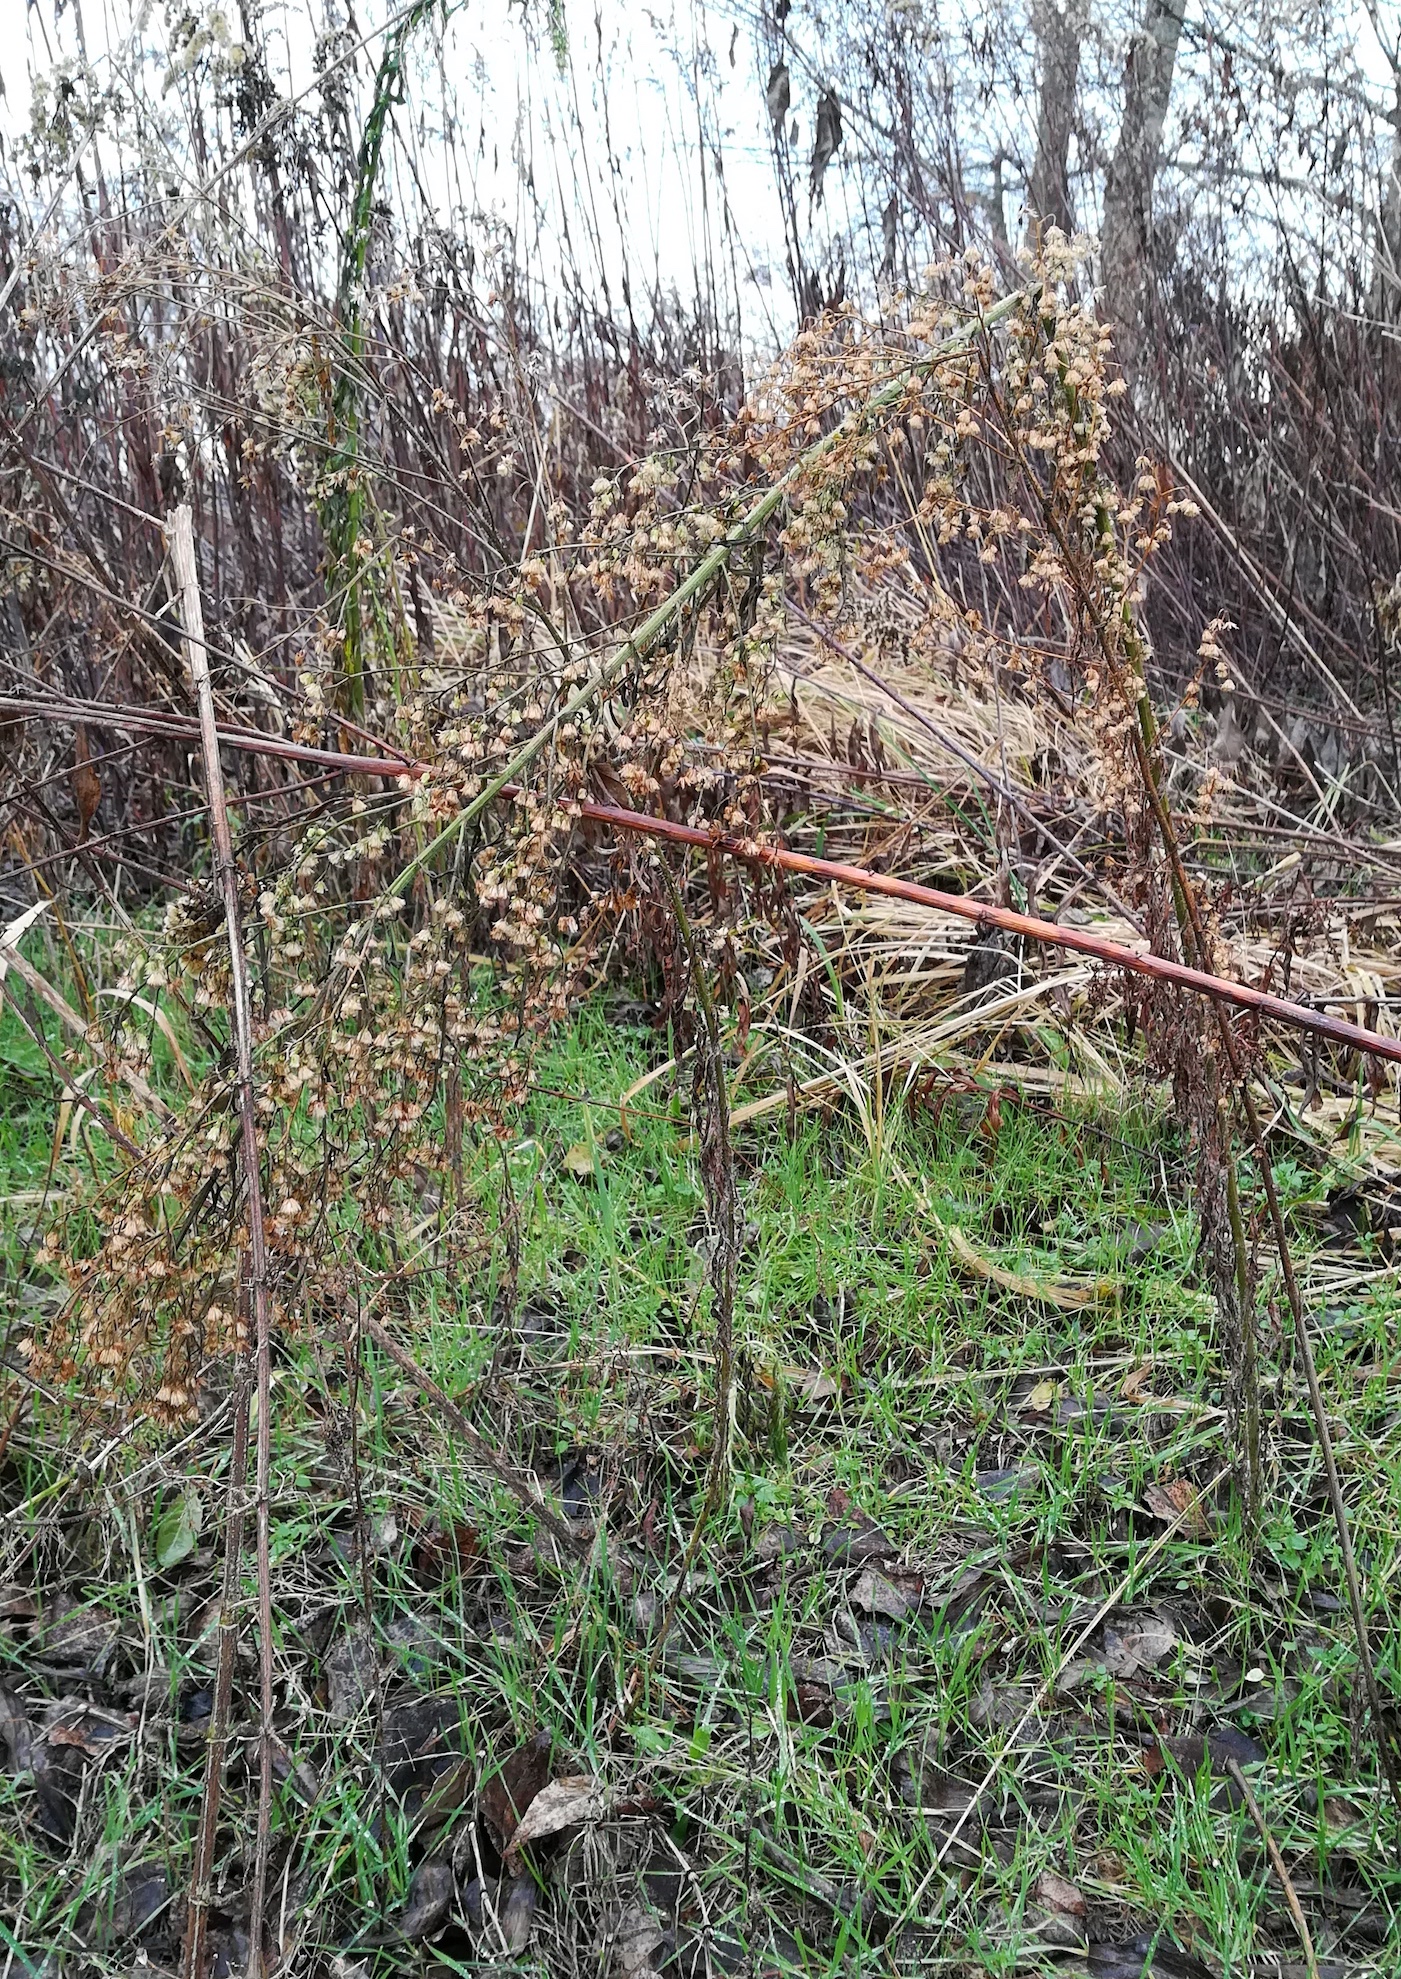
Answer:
[[153, 1489, 202, 1569]]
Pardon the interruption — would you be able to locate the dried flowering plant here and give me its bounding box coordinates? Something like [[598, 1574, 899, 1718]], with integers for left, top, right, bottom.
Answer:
[[27, 250, 1225, 1435]]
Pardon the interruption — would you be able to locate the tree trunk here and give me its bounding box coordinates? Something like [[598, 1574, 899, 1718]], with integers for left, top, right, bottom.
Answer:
[[1027, 0, 1089, 241], [1373, 92, 1401, 323], [1101, 0, 1188, 368]]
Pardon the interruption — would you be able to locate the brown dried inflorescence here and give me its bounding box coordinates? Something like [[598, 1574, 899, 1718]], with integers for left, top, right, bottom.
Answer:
[[25, 247, 1229, 1420]]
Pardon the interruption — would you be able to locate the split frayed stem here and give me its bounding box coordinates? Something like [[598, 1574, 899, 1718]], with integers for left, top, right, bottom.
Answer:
[[169, 507, 277, 1978]]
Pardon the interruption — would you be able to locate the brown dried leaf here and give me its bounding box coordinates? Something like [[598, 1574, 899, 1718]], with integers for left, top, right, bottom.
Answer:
[[1143, 1479, 1211, 1538], [480, 1730, 552, 1855], [1097, 1618, 1177, 1678], [614, 1901, 667, 1978], [411, 1517, 481, 1581], [1035, 1869, 1086, 1916], [788, 1365, 841, 1404], [851, 1569, 914, 1621], [501, 1873, 537, 1952], [399, 1857, 454, 1943], [506, 1774, 601, 1868]]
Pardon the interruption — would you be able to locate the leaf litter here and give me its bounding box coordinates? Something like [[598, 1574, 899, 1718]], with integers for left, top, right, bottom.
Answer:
[[0, 1020, 1398, 1972]]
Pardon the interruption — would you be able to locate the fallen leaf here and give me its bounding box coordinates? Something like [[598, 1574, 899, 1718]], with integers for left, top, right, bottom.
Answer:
[[756, 1523, 804, 1563], [614, 1901, 668, 1979], [1120, 1361, 1156, 1402], [1144, 1725, 1265, 1802], [399, 1856, 454, 1943], [851, 1569, 913, 1621], [1036, 1869, 1086, 1916], [564, 1142, 598, 1180], [411, 1517, 480, 1580], [506, 1774, 601, 1867], [41, 1600, 120, 1667], [480, 1730, 552, 1856], [325, 1628, 380, 1723], [76, 1862, 170, 1950], [1025, 1378, 1060, 1412], [0, 1686, 36, 1774], [153, 1488, 203, 1570], [1088, 1933, 1214, 1978], [976, 1466, 1038, 1500], [1097, 1619, 1177, 1678], [821, 1521, 897, 1566], [788, 1365, 841, 1404], [787, 1680, 835, 1727], [501, 1873, 537, 1952], [1143, 1479, 1211, 1538]]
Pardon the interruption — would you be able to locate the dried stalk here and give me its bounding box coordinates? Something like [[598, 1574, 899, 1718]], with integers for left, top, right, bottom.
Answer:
[[1125, 683, 1401, 1810], [1224, 1757, 1320, 1979], [361, 1311, 586, 1556], [169, 507, 276, 1979]]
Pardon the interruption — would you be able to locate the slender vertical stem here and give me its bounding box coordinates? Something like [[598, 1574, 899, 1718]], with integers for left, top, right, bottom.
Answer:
[[169, 506, 277, 1977], [1125, 706, 1401, 1812]]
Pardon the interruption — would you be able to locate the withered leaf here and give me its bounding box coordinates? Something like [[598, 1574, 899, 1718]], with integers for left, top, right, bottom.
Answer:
[[1143, 1479, 1211, 1537], [1143, 1725, 1265, 1802], [507, 1774, 601, 1867], [411, 1517, 480, 1580], [1098, 1618, 1177, 1678], [1088, 1933, 1214, 1978], [851, 1569, 913, 1621], [501, 1873, 537, 1952], [326, 1627, 380, 1723], [480, 1729, 552, 1855], [614, 1900, 668, 1978], [1035, 1869, 1086, 1916], [399, 1856, 454, 1943], [821, 1521, 897, 1567]]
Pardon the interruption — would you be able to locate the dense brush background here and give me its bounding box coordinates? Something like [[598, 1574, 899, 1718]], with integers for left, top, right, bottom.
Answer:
[[6, 5, 1401, 1977]]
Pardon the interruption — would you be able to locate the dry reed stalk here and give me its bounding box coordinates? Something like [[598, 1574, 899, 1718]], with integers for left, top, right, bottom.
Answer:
[[1224, 1757, 1320, 1979], [169, 506, 276, 1979]]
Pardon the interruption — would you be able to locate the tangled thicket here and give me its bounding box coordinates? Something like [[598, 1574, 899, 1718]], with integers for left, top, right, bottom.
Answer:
[[16, 245, 1249, 1423]]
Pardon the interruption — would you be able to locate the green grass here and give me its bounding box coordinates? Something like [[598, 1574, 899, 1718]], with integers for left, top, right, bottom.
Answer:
[[1, 988, 1399, 1972]]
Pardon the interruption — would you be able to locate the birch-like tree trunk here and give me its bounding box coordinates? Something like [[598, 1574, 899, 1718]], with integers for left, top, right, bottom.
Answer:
[[1101, 0, 1188, 368], [1027, 0, 1090, 240]]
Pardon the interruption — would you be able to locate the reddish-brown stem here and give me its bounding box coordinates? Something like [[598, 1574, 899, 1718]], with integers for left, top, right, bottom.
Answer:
[[10, 690, 1401, 1069]]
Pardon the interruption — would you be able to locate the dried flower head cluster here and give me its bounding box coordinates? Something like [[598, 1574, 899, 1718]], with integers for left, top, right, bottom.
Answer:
[[28, 255, 1216, 1419]]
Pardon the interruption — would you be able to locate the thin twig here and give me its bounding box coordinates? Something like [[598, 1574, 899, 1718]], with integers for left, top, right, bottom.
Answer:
[[1224, 1757, 1320, 1979], [897, 1461, 1233, 1928], [360, 1311, 586, 1556], [616, 858, 738, 1721], [170, 506, 276, 1979]]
